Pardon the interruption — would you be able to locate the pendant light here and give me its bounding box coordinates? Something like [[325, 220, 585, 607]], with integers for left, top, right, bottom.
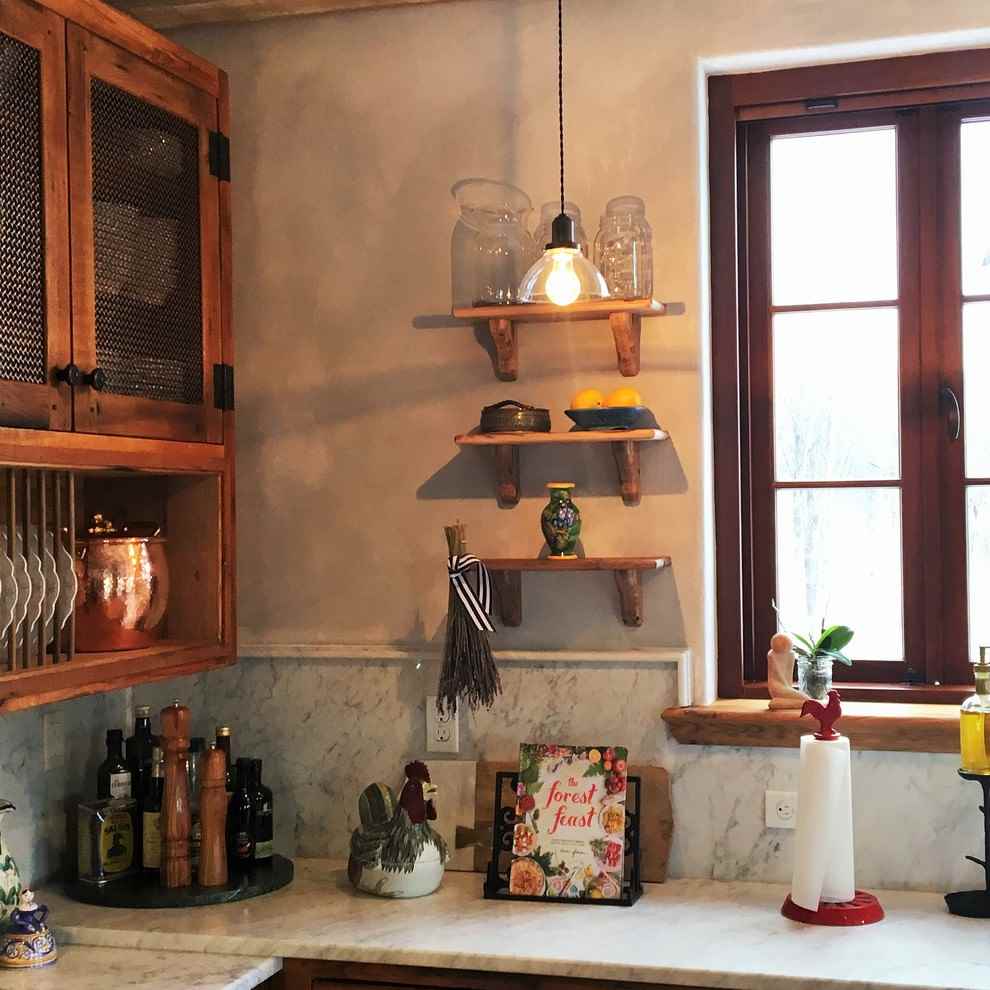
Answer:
[[517, 0, 609, 307]]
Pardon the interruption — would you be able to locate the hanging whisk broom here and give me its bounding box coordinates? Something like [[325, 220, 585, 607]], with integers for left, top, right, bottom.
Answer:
[[437, 522, 501, 716]]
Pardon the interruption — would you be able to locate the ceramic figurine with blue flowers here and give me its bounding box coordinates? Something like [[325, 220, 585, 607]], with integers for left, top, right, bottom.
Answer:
[[0, 889, 57, 969], [0, 800, 21, 923], [541, 483, 581, 558]]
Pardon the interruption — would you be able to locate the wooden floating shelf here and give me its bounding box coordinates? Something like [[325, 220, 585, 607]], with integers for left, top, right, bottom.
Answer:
[[452, 298, 684, 381], [484, 556, 670, 628], [456, 429, 668, 507]]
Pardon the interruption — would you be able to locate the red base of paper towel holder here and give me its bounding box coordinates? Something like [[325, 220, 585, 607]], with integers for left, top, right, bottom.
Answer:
[[781, 891, 884, 926]]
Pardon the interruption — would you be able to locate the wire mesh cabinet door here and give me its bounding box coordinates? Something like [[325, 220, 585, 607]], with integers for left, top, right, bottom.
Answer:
[[66, 26, 224, 444], [0, 0, 72, 431]]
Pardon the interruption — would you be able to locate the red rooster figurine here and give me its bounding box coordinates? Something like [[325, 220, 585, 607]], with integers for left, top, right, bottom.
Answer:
[[348, 761, 448, 897], [800, 689, 841, 740]]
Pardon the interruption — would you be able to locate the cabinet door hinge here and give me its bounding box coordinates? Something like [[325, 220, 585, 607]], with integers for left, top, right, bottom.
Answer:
[[213, 363, 234, 410], [209, 130, 231, 182]]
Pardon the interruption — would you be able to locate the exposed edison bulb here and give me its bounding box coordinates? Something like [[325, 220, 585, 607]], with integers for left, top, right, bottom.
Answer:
[[544, 248, 582, 306]]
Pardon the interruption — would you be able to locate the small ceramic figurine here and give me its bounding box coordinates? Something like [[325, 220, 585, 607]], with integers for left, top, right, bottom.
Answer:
[[767, 632, 810, 710], [348, 761, 448, 898], [0, 890, 57, 969], [0, 800, 21, 923], [541, 482, 581, 558]]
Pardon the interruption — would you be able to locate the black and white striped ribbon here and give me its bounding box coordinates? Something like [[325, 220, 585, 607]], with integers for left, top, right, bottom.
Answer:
[[447, 554, 495, 633]]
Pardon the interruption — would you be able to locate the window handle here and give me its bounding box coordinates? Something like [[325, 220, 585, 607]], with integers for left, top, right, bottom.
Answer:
[[940, 383, 961, 441]]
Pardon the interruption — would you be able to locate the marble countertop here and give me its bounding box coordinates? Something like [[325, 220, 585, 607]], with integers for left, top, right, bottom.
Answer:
[[0, 945, 280, 990], [39, 860, 990, 990]]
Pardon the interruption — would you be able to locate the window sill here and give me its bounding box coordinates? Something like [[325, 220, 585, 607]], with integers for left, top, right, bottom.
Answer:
[[662, 699, 960, 753]]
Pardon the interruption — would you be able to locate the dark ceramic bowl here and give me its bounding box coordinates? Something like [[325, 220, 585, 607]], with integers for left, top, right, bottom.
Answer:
[[564, 406, 646, 431]]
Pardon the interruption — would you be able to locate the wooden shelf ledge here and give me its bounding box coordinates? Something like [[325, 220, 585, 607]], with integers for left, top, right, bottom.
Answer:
[[452, 299, 684, 381], [662, 698, 961, 754], [455, 429, 669, 507], [485, 556, 670, 628]]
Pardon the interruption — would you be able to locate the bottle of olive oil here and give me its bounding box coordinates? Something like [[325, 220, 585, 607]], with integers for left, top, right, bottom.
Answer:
[[960, 647, 990, 773]]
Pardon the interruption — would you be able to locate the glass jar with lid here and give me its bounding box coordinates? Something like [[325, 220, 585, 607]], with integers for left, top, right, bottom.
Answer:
[[593, 195, 653, 299], [533, 201, 589, 257]]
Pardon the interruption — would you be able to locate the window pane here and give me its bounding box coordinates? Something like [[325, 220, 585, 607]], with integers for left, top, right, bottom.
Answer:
[[774, 308, 900, 482], [961, 119, 990, 297], [771, 127, 898, 307], [968, 486, 990, 661], [964, 301, 990, 478], [776, 488, 904, 660]]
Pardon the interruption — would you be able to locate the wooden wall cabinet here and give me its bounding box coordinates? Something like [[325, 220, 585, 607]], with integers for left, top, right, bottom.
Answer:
[[0, 0, 235, 712]]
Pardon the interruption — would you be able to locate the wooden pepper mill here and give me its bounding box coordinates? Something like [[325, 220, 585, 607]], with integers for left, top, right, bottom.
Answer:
[[159, 702, 192, 888], [198, 746, 229, 887]]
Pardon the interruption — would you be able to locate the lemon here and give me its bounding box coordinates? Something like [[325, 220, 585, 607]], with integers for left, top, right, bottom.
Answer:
[[604, 386, 643, 408], [570, 388, 604, 409]]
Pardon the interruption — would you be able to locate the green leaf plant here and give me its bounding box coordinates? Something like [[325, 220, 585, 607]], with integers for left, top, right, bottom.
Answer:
[[772, 601, 855, 667]]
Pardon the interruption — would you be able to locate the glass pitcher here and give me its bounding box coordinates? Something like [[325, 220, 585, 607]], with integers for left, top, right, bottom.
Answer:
[[450, 178, 532, 307]]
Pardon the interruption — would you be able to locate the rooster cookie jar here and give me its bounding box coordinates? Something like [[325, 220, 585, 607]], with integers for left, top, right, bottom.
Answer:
[[348, 761, 448, 898]]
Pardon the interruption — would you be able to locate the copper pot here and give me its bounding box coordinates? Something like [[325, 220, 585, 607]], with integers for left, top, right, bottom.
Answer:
[[74, 535, 170, 652]]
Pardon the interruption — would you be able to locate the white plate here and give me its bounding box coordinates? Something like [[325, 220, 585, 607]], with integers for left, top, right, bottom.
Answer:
[[29, 532, 60, 646], [54, 532, 76, 633], [0, 542, 15, 641]]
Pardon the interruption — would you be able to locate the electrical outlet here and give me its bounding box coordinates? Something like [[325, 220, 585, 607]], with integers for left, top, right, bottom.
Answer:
[[765, 790, 798, 829], [425, 696, 459, 754], [43, 711, 65, 771]]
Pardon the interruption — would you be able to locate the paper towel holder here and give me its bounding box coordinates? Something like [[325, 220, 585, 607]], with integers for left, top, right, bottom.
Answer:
[[945, 770, 990, 918], [781, 691, 885, 927]]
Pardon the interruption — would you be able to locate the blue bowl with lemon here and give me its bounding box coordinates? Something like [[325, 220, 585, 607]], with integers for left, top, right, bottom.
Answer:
[[565, 387, 645, 430]]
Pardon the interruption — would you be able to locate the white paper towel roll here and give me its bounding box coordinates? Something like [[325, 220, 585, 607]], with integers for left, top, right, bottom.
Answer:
[[791, 734, 855, 911]]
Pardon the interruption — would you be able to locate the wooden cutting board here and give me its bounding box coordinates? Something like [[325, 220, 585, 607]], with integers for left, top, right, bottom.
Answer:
[[470, 760, 673, 882]]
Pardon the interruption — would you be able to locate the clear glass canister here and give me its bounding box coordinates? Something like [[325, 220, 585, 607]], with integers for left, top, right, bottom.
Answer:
[[475, 215, 532, 305], [533, 201, 589, 257], [594, 195, 653, 299]]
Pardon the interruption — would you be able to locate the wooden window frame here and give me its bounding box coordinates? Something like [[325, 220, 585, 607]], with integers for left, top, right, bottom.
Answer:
[[711, 49, 990, 704]]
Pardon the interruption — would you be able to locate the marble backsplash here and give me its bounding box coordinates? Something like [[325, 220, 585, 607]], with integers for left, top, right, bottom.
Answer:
[[1, 657, 982, 894]]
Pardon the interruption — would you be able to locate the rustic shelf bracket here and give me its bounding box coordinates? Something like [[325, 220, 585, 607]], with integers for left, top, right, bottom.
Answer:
[[491, 569, 522, 626], [488, 318, 518, 381], [493, 445, 520, 506], [458, 431, 666, 506], [454, 300, 681, 380], [611, 440, 641, 506], [485, 557, 667, 628], [614, 569, 644, 627], [609, 312, 642, 377]]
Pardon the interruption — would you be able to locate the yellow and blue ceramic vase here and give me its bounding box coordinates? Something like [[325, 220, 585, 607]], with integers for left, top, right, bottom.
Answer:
[[0, 890, 57, 969], [541, 483, 581, 558]]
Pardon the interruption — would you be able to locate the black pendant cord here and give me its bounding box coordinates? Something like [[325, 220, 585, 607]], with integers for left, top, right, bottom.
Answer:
[[557, 0, 565, 216]]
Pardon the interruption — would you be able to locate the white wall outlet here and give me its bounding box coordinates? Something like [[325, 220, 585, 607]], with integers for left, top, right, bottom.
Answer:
[[425, 696, 459, 754], [42, 711, 65, 771], [765, 790, 798, 829]]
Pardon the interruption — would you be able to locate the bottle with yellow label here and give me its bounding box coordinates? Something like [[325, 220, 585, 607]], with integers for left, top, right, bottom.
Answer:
[[77, 798, 137, 885], [960, 647, 990, 774]]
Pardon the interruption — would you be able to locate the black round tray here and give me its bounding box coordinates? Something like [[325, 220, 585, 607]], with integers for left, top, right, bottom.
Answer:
[[65, 854, 293, 908]]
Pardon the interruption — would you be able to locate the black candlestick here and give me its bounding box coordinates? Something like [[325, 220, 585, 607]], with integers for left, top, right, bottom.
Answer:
[[945, 770, 990, 918]]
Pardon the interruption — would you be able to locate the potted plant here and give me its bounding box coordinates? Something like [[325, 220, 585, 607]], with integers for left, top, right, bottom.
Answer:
[[787, 621, 854, 701]]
